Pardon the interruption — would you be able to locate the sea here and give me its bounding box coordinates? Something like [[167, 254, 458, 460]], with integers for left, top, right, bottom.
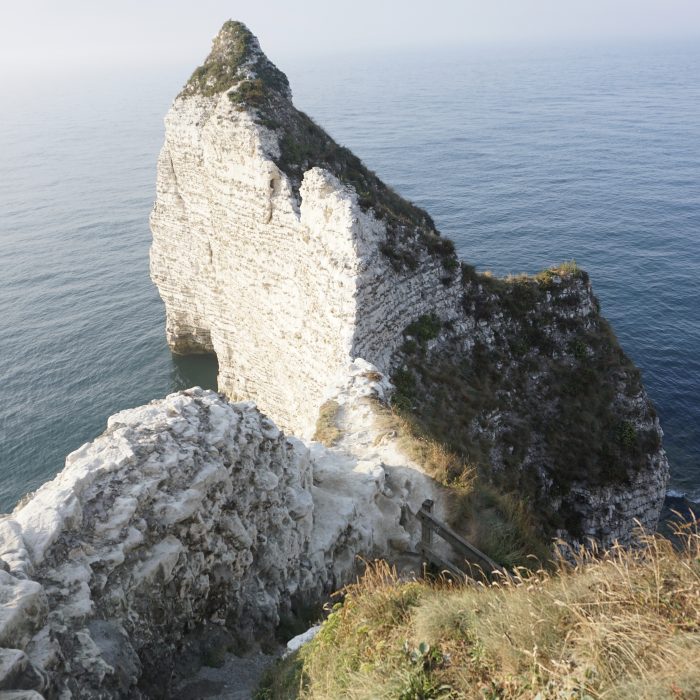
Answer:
[[1, 41, 699, 512]]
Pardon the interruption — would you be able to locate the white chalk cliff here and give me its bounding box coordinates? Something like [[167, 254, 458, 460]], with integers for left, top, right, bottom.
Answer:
[[149, 22, 460, 438], [0, 367, 440, 698], [149, 20, 668, 545]]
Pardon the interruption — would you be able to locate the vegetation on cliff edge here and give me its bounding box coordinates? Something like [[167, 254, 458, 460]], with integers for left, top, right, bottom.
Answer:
[[257, 521, 700, 699], [389, 262, 661, 543], [372, 403, 551, 570], [181, 20, 289, 98]]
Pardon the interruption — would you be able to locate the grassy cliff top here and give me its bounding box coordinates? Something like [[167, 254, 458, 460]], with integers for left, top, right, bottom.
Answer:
[[180, 21, 289, 98], [258, 523, 700, 699]]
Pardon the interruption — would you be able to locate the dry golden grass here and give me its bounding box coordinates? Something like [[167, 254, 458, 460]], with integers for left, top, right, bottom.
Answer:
[[258, 520, 700, 699], [373, 404, 549, 569], [312, 400, 343, 447], [373, 403, 476, 489]]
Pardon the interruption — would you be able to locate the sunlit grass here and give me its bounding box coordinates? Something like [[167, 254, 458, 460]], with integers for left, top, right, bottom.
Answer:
[[258, 518, 700, 699]]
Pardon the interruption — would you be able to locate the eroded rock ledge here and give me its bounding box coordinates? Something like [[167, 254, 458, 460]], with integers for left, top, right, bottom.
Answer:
[[0, 370, 439, 698]]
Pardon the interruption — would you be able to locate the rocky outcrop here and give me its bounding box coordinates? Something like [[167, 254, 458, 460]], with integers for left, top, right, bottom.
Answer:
[[0, 372, 440, 698], [150, 20, 668, 546], [0, 390, 313, 697], [392, 267, 668, 546], [150, 22, 460, 438]]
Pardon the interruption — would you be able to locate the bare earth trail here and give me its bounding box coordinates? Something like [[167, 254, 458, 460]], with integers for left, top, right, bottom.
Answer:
[[177, 650, 280, 699]]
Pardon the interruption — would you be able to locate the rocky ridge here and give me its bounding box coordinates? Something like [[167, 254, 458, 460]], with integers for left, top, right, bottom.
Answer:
[[0, 367, 442, 698]]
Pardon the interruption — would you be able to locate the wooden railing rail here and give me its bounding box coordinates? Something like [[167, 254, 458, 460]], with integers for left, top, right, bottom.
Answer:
[[418, 499, 508, 580]]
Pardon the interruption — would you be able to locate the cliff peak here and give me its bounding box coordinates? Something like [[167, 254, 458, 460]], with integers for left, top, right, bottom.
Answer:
[[179, 22, 455, 272], [180, 20, 291, 99]]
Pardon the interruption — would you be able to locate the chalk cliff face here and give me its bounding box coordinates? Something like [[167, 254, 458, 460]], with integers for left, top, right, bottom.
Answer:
[[0, 373, 439, 697], [150, 22, 460, 438]]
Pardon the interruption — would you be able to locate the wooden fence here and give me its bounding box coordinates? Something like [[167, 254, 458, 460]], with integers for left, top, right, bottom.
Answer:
[[418, 499, 508, 581]]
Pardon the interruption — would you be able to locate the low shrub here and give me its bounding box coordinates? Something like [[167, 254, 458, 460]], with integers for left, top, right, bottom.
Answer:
[[313, 400, 342, 447]]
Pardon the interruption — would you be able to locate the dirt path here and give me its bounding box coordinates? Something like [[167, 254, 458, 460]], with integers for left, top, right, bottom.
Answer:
[[176, 650, 280, 700]]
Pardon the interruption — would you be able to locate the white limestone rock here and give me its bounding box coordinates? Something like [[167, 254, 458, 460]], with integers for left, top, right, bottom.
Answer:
[[150, 23, 460, 438], [0, 376, 443, 698], [285, 624, 320, 656], [0, 390, 314, 697]]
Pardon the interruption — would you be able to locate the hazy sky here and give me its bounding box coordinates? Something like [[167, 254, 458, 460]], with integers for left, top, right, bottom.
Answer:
[[2, 0, 699, 78]]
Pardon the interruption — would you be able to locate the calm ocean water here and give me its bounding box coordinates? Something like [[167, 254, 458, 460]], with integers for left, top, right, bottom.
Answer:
[[1, 41, 699, 511]]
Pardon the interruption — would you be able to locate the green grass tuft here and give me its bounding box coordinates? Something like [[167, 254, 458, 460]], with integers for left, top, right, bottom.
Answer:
[[404, 314, 443, 344]]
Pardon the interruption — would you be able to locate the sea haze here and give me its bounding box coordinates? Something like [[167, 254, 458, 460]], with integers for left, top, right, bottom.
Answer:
[[1, 41, 698, 511]]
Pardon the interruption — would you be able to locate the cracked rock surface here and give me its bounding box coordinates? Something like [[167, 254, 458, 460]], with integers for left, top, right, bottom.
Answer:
[[0, 390, 313, 697]]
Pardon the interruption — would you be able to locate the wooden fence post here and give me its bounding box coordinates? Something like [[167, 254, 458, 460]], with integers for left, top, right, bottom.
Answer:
[[420, 499, 434, 573]]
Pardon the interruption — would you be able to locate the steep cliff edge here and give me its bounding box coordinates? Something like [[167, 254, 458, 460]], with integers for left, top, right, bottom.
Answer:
[[150, 21, 668, 547]]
